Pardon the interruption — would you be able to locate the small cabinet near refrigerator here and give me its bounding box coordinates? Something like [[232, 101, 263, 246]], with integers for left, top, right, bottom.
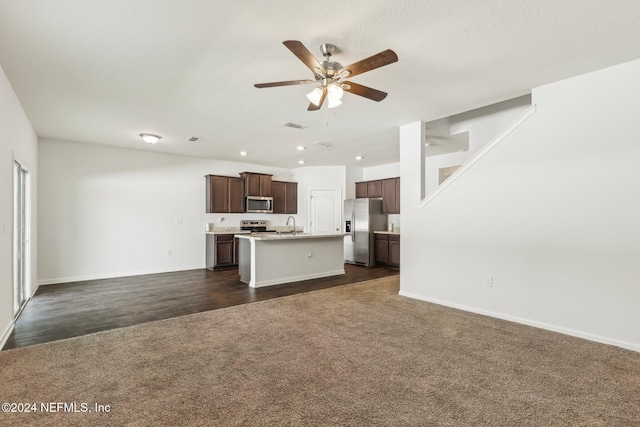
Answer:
[[344, 198, 387, 266]]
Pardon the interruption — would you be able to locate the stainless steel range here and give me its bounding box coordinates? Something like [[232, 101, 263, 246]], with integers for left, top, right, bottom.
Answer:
[[240, 220, 272, 233]]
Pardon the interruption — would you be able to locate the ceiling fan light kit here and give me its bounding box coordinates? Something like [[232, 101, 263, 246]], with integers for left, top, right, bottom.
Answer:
[[255, 40, 398, 111]]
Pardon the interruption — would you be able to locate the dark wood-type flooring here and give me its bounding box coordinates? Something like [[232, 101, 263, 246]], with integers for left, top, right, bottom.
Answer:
[[3, 264, 398, 350]]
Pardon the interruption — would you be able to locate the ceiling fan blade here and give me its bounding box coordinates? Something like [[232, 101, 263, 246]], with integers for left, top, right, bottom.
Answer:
[[307, 88, 327, 111], [283, 40, 326, 76], [254, 79, 315, 88], [341, 81, 388, 102], [337, 49, 398, 79]]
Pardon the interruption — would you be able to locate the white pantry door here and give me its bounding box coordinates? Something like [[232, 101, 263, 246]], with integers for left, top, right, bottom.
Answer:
[[309, 189, 342, 234]]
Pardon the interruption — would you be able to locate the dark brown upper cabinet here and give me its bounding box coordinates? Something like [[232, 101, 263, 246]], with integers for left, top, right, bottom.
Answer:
[[241, 172, 272, 197], [205, 175, 245, 213], [355, 182, 368, 198], [272, 181, 298, 214], [382, 178, 401, 214], [356, 177, 400, 214], [367, 180, 382, 198]]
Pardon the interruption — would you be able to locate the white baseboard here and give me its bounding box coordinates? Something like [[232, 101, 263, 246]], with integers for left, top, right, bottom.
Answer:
[[398, 290, 640, 353], [1, 319, 15, 350], [251, 269, 345, 288], [37, 264, 205, 286]]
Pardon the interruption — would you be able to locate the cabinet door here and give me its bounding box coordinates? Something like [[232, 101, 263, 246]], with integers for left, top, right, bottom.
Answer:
[[374, 234, 389, 265], [382, 178, 396, 214], [285, 182, 297, 214], [395, 177, 400, 214], [215, 235, 234, 266], [260, 174, 272, 196], [244, 173, 261, 196], [206, 175, 229, 213], [228, 178, 245, 213], [389, 235, 400, 267], [355, 182, 368, 198], [367, 180, 382, 198], [271, 181, 286, 214]]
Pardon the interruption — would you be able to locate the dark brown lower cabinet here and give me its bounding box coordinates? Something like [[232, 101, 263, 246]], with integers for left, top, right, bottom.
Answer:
[[206, 234, 240, 270], [388, 235, 400, 267], [215, 234, 234, 266], [375, 234, 389, 265], [374, 233, 400, 268]]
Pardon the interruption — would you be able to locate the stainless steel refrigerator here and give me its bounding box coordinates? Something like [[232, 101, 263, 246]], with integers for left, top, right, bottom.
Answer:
[[344, 198, 387, 266]]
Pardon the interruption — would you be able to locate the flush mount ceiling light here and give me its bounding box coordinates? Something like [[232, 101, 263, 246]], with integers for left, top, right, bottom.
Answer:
[[298, 160, 305, 164], [240, 151, 248, 156], [297, 146, 306, 151], [139, 133, 161, 144], [355, 156, 363, 160], [254, 41, 397, 111]]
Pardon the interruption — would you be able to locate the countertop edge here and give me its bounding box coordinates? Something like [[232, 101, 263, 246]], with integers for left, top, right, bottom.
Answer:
[[237, 233, 349, 241]]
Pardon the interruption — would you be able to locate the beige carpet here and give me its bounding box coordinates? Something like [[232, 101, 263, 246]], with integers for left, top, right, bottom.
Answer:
[[1, 276, 639, 426]]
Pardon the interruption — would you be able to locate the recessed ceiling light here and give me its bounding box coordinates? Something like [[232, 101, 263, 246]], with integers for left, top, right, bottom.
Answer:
[[139, 133, 161, 144], [355, 156, 363, 160], [240, 151, 248, 156], [297, 146, 305, 151], [424, 143, 432, 147], [298, 160, 305, 164]]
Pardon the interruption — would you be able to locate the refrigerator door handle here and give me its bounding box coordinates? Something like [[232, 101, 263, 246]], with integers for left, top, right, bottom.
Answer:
[[351, 212, 355, 242]]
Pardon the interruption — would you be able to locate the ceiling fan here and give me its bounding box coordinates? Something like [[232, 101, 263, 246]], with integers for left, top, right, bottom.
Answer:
[[254, 40, 398, 111]]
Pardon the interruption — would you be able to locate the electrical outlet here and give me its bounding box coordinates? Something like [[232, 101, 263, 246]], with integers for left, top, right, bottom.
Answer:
[[307, 252, 312, 258], [484, 276, 493, 287]]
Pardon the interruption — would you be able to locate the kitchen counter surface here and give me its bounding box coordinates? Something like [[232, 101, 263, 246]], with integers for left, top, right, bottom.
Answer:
[[237, 232, 348, 241], [373, 230, 401, 235], [206, 229, 251, 235]]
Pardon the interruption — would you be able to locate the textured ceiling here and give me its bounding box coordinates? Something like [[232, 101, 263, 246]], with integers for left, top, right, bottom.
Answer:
[[1, 0, 640, 168]]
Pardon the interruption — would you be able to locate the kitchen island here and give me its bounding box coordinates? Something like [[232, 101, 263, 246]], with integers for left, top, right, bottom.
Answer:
[[236, 232, 347, 288]]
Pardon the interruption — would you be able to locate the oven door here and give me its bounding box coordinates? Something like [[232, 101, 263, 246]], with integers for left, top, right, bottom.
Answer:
[[246, 196, 273, 213]]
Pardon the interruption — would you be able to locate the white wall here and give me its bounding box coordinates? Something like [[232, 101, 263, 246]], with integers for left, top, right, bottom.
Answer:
[[0, 65, 38, 347], [38, 139, 296, 284], [399, 58, 640, 352], [425, 96, 531, 195], [345, 166, 363, 200]]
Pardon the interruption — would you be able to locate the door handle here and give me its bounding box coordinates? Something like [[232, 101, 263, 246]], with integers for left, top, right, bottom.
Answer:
[[351, 212, 355, 242]]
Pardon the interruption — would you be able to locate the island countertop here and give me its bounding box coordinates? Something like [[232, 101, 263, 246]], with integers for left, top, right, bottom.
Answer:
[[236, 232, 348, 241]]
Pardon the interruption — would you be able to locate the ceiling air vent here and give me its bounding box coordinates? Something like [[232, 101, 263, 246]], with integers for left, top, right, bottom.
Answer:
[[187, 136, 201, 142], [283, 122, 307, 129], [313, 141, 333, 147]]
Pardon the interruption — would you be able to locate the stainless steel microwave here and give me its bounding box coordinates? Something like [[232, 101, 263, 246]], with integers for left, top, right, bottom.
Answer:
[[246, 196, 273, 213]]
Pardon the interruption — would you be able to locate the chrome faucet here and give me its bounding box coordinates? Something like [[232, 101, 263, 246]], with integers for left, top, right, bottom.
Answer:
[[286, 216, 296, 235]]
